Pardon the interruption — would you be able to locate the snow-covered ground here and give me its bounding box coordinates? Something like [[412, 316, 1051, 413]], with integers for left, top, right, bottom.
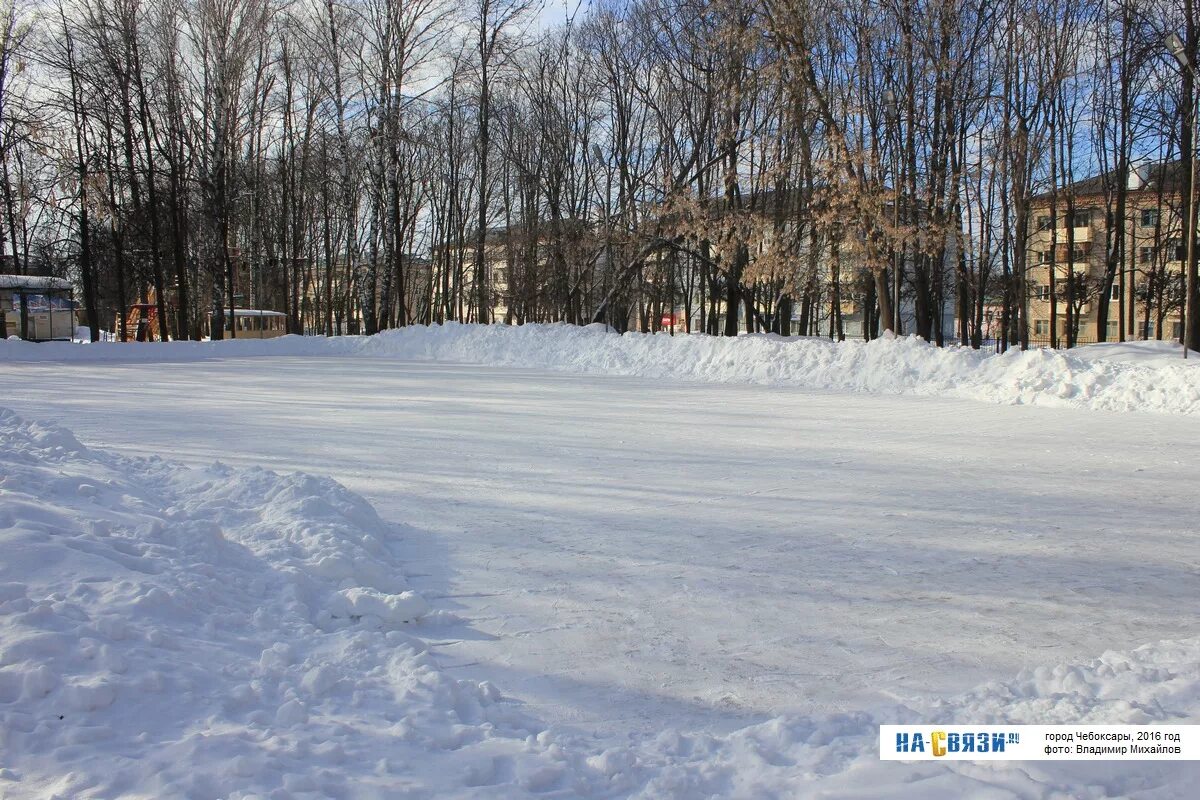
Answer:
[[8, 322, 1200, 415], [2, 325, 1200, 797]]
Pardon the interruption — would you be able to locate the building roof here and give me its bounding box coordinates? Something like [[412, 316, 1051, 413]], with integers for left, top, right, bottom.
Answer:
[[1034, 159, 1191, 201], [445, 219, 595, 248], [0, 274, 72, 292]]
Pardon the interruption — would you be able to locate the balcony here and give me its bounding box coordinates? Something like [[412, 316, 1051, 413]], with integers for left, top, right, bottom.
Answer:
[[1033, 225, 1092, 244], [1029, 299, 1093, 318], [1029, 256, 1096, 273]]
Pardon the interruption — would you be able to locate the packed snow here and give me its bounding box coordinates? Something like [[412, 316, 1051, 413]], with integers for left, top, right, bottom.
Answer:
[[0, 409, 542, 798], [4, 322, 1199, 415], [3, 326, 1200, 797]]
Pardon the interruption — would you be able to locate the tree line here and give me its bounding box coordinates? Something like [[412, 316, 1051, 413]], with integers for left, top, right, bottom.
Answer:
[[0, 0, 1196, 347]]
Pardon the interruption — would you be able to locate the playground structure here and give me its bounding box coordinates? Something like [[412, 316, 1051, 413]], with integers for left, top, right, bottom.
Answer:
[[115, 291, 175, 341], [122, 304, 167, 342]]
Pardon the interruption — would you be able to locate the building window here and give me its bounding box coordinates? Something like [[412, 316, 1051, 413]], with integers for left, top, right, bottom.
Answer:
[[1109, 283, 1120, 301], [1037, 214, 1054, 231], [1035, 319, 1049, 335], [1035, 250, 1051, 265], [1106, 321, 1119, 339], [1070, 246, 1087, 262], [1173, 322, 1183, 340], [1067, 210, 1091, 228], [1140, 209, 1159, 227], [1140, 246, 1155, 264], [1141, 321, 1155, 339], [1034, 284, 1051, 301], [1169, 239, 1184, 262]]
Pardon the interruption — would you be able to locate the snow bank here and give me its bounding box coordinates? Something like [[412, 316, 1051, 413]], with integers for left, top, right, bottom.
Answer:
[[623, 639, 1200, 799], [0, 408, 551, 799], [2, 409, 1198, 798], [5, 323, 1200, 415], [358, 324, 1200, 415]]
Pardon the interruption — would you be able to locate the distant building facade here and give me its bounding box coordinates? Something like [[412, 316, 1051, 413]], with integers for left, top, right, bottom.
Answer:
[[430, 221, 599, 326], [1026, 160, 1192, 346]]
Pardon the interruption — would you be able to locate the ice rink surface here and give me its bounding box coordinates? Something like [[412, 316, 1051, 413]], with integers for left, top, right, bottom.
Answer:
[[6, 355, 1197, 740]]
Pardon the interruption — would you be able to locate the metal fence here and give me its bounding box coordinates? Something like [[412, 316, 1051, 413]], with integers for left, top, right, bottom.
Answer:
[[1025, 336, 1102, 349], [1020, 335, 1182, 350]]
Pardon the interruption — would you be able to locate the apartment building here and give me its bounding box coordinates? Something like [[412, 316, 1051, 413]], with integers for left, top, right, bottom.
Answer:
[[1027, 159, 1192, 345]]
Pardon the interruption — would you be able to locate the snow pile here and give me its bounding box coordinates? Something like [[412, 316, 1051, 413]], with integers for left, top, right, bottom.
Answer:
[[624, 640, 1200, 799], [357, 323, 1200, 415], [0, 409, 556, 799], [6, 323, 1200, 415], [2, 408, 1199, 798]]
